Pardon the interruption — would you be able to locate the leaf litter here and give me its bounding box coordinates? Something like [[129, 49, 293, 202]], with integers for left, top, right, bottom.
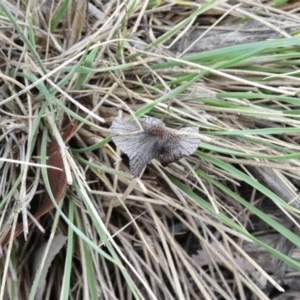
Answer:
[[0, 1, 300, 299]]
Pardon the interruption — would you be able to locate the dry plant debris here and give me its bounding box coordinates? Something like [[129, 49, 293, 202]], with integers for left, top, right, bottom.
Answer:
[[0, 1, 300, 300]]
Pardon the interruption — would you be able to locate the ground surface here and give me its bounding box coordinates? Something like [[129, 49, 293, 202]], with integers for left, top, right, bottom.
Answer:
[[1, 1, 300, 299]]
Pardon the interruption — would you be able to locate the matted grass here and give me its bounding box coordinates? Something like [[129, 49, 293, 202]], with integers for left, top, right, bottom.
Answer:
[[1, 0, 300, 299]]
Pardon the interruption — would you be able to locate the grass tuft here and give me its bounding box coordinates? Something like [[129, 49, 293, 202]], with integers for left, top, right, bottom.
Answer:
[[1, 1, 300, 299]]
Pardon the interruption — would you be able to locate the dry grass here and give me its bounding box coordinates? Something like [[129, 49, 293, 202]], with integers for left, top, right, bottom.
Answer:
[[1, 1, 300, 299]]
